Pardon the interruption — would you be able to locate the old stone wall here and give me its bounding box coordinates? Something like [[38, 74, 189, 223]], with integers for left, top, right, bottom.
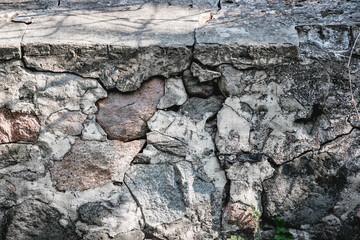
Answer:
[[0, 0, 359, 239]]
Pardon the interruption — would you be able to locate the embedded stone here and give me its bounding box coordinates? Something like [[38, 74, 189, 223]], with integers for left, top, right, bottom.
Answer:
[[125, 164, 186, 227], [179, 95, 224, 121], [191, 62, 221, 83], [226, 159, 274, 208], [0, 107, 40, 143], [215, 103, 251, 154], [263, 151, 347, 227], [50, 139, 145, 191], [183, 69, 214, 98], [4, 200, 79, 240], [222, 202, 258, 238], [76, 186, 143, 239], [45, 110, 87, 136], [157, 77, 188, 109], [96, 78, 164, 141], [81, 117, 107, 141]]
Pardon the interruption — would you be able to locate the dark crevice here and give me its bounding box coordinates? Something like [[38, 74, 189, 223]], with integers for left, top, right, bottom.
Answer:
[[262, 154, 279, 169], [213, 79, 225, 97], [294, 103, 323, 124], [319, 127, 355, 150], [160, 104, 180, 112], [219, 178, 231, 237]]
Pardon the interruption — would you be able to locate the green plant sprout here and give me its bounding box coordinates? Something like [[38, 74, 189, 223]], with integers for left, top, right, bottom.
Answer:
[[250, 205, 262, 240], [273, 217, 294, 240], [227, 235, 245, 240]]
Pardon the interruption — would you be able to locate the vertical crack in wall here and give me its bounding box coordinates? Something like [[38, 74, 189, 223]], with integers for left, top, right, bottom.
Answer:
[[122, 175, 147, 236]]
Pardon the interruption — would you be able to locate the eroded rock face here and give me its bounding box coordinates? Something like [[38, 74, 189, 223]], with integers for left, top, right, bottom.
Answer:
[[157, 77, 188, 109], [263, 151, 347, 227], [0, 144, 45, 181], [191, 62, 221, 83], [96, 78, 164, 141], [182, 69, 214, 98], [50, 139, 145, 191], [4, 200, 79, 240], [128, 110, 226, 239], [45, 110, 87, 136], [227, 159, 274, 208], [125, 164, 186, 227], [76, 185, 144, 240], [0, 107, 40, 143]]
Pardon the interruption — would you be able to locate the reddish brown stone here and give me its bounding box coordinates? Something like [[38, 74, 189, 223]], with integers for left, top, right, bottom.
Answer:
[[0, 108, 40, 143], [223, 202, 258, 235], [96, 78, 164, 141], [50, 139, 145, 191]]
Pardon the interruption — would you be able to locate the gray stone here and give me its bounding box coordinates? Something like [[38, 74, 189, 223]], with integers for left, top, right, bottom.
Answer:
[[215, 58, 354, 164], [194, 7, 299, 69], [1, 61, 105, 121], [179, 95, 224, 120], [35, 71, 107, 118], [226, 159, 274, 208], [0, 143, 43, 170], [125, 164, 186, 227], [81, 116, 107, 141], [215, 100, 252, 154], [45, 110, 87, 136], [147, 131, 188, 157], [141, 109, 226, 238], [4, 199, 79, 240], [218, 65, 268, 97], [297, 25, 351, 51], [133, 144, 184, 164], [112, 230, 145, 240], [182, 69, 214, 98], [0, 61, 38, 114], [147, 110, 215, 158], [76, 186, 143, 239], [0, 16, 26, 61], [0, 0, 58, 11], [157, 77, 188, 109], [263, 151, 347, 227], [59, 0, 219, 10], [191, 62, 221, 83], [0, 179, 17, 208], [289, 0, 360, 26], [38, 132, 75, 161]]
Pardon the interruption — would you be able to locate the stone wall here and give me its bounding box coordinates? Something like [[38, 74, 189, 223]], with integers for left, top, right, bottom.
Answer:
[[0, 0, 359, 239]]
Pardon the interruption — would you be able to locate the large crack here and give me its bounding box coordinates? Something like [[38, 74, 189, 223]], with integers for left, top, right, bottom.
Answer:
[[122, 174, 147, 237]]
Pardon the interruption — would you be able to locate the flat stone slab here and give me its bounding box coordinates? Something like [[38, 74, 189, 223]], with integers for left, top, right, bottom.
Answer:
[[194, 6, 299, 68], [19, 4, 208, 47], [0, 19, 26, 60]]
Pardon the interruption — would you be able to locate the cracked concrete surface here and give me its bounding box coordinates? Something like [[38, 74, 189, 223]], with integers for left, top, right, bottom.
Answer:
[[1, 0, 360, 239]]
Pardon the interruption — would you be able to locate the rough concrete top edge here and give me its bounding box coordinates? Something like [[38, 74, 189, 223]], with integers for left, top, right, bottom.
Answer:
[[0, 0, 359, 55]]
